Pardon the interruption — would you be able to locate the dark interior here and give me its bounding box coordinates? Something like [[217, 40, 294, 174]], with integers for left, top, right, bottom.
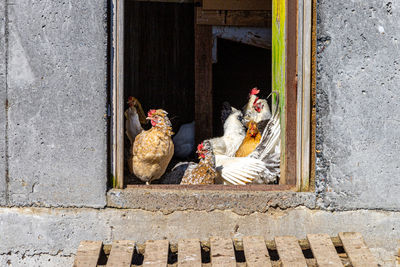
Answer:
[[124, 2, 272, 184], [124, 2, 195, 133], [212, 38, 271, 136]]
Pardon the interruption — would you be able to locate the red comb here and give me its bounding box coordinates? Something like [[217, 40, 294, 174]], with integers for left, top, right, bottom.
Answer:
[[253, 97, 260, 106], [250, 87, 260, 95], [197, 142, 204, 151], [147, 109, 156, 117]]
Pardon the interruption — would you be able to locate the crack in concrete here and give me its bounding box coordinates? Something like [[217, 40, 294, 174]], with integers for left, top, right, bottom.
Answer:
[[0, 250, 74, 258]]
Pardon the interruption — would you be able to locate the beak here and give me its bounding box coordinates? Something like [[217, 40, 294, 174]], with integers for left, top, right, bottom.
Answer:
[[146, 116, 152, 120]]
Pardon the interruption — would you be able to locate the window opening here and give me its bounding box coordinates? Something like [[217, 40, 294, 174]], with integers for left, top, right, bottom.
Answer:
[[111, 0, 314, 191]]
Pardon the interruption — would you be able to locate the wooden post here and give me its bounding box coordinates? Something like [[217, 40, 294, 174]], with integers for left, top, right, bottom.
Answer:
[[286, 0, 298, 186], [273, 0, 298, 186], [309, 0, 317, 192], [194, 8, 213, 145], [113, 0, 125, 189], [272, 0, 287, 184]]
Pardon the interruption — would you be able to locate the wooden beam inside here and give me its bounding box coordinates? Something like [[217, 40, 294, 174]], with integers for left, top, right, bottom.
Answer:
[[196, 7, 272, 27], [203, 0, 272, 11], [195, 11, 213, 145]]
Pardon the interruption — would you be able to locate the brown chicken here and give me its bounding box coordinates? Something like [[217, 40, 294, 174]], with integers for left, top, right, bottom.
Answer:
[[131, 109, 174, 184], [235, 121, 261, 157], [180, 141, 217, 185]]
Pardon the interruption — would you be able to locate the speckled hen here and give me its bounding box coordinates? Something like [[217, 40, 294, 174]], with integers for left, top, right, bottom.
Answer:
[[131, 109, 174, 184], [180, 141, 217, 185]]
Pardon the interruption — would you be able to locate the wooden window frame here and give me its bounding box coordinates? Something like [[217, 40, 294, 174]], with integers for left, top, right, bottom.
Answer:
[[110, 0, 316, 191]]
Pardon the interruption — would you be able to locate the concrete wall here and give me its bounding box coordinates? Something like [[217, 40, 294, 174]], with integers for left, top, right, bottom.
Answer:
[[0, 0, 7, 206], [315, 0, 400, 210], [0, 0, 399, 266], [0, 207, 399, 266], [2, 0, 108, 207]]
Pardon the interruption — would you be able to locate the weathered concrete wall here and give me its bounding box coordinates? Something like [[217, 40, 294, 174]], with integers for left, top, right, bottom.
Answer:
[[107, 188, 317, 215], [0, 207, 399, 266], [0, 0, 7, 206], [4, 0, 108, 207], [0, 0, 399, 266], [316, 0, 400, 210]]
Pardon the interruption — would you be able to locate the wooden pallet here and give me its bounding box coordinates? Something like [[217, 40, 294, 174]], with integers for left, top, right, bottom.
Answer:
[[73, 232, 378, 267]]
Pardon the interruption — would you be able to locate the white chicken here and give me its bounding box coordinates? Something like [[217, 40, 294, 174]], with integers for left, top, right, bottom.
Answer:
[[208, 107, 246, 157], [214, 154, 267, 185], [213, 92, 281, 185], [173, 121, 195, 159], [249, 92, 281, 184], [243, 87, 272, 124]]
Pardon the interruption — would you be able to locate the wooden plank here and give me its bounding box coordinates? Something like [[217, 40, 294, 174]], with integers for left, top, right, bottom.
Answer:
[[272, 0, 286, 184], [142, 240, 169, 267], [296, 0, 304, 190], [307, 234, 342, 267], [115, 0, 125, 189], [300, 0, 312, 191], [111, 0, 117, 188], [73, 241, 102, 267], [195, 12, 213, 145], [106, 240, 135, 267], [210, 237, 236, 267], [309, 0, 317, 192], [196, 8, 271, 27], [285, 0, 298, 187], [129, 0, 193, 2], [178, 239, 202, 267], [126, 184, 294, 191], [196, 7, 225, 25], [275, 236, 307, 267], [203, 0, 272, 11], [242, 236, 272, 267], [339, 232, 378, 267], [225, 10, 272, 27]]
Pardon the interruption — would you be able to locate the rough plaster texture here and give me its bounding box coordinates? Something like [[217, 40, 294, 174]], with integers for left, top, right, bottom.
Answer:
[[108, 188, 316, 215], [0, 1, 400, 266], [0, 0, 7, 206], [316, 0, 400, 210], [5, 0, 108, 207], [0, 207, 399, 266]]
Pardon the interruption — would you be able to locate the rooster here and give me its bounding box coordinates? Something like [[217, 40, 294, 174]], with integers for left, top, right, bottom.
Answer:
[[213, 92, 281, 185], [131, 109, 174, 184], [235, 120, 262, 157], [243, 87, 272, 124], [208, 107, 245, 157], [180, 142, 217, 185], [125, 96, 147, 144], [248, 92, 281, 184]]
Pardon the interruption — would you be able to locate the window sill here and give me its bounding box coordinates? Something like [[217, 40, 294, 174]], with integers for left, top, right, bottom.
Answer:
[[107, 186, 316, 215]]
